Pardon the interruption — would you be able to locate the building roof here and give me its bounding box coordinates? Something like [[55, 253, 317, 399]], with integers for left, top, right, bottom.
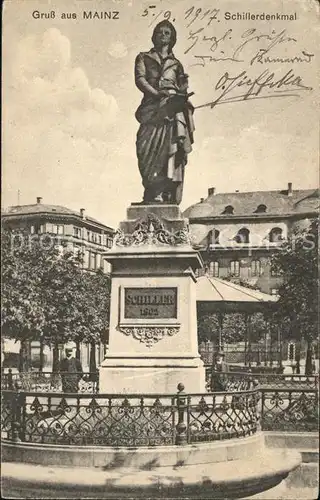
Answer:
[[4, 204, 79, 216], [196, 275, 278, 304], [184, 188, 319, 220], [2, 202, 114, 231]]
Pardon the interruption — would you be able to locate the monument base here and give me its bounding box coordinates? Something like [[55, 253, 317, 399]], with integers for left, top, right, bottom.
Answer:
[[99, 356, 205, 394], [100, 203, 205, 395]]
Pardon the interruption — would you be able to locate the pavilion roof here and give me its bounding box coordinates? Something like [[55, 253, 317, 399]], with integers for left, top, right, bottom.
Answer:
[[196, 275, 278, 313]]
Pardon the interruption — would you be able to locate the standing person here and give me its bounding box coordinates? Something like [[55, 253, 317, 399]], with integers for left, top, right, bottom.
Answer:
[[210, 352, 229, 392], [59, 347, 83, 393], [135, 20, 195, 204]]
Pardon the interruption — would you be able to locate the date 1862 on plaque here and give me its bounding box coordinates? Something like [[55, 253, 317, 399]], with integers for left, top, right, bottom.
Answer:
[[124, 287, 177, 319]]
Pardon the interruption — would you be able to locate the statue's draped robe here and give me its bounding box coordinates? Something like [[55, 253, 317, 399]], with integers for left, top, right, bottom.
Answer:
[[135, 49, 195, 203]]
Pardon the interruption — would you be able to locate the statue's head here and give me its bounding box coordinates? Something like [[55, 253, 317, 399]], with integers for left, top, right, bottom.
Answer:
[[152, 20, 177, 51]]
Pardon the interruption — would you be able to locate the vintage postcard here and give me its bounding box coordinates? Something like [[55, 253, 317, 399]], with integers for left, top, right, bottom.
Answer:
[[2, 0, 319, 498]]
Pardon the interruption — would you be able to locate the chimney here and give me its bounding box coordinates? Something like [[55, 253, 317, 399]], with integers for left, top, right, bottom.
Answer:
[[288, 182, 293, 196], [208, 187, 216, 196], [200, 198, 204, 203], [235, 190, 239, 193], [36, 197, 42, 204], [80, 208, 85, 218]]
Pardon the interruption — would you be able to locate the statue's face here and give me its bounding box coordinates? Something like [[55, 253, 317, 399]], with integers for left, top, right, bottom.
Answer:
[[154, 26, 172, 47]]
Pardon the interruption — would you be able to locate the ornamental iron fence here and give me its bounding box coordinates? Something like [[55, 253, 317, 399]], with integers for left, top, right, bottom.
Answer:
[[205, 367, 319, 392], [260, 388, 319, 432], [199, 343, 283, 367], [1, 384, 260, 447], [1, 370, 99, 394], [1, 374, 318, 446]]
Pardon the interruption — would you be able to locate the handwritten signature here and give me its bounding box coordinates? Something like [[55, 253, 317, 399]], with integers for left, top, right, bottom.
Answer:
[[195, 69, 313, 109], [186, 27, 314, 67]]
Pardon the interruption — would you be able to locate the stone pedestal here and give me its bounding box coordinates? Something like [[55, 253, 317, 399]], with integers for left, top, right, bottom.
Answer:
[[99, 204, 205, 394]]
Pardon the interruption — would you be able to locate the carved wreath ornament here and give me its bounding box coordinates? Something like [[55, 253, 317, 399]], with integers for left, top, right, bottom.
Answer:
[[119, 326, 180, 348], [114, 213, 191, 247]]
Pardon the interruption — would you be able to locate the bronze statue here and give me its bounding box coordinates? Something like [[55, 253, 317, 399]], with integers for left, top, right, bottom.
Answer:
[[135, 20, 195, 205]]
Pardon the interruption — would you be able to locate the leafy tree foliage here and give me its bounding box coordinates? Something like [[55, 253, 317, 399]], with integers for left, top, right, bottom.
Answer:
[[270, 218, 318, 374], [1, 228, 111, 371], [198, 312, 266, 345]]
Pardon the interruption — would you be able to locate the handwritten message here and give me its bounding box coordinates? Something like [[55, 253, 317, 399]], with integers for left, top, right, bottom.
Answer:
[[141, 4, 314, 109]]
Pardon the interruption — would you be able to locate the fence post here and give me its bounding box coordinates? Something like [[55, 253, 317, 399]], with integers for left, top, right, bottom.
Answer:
[[260, 389, 265, 431], [8, 368, 13, 390], [176, 383, 187, 445], [11, 380, 24, 442]]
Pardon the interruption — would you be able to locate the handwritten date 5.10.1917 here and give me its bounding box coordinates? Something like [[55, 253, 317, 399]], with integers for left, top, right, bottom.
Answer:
[[141, 5, 220, 27]]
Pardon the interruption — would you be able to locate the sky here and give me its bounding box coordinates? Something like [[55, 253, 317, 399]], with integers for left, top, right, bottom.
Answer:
[[2, 0, 319, 228]]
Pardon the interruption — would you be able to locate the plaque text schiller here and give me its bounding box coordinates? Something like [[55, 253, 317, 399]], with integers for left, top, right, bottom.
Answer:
[[124, 287, 177, 319]]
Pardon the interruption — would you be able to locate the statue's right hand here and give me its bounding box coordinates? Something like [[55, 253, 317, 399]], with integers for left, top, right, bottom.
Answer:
[[157, 89, 171, 98]]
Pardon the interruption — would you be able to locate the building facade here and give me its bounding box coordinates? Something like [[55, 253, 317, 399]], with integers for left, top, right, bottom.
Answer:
[[184, 183, 319, 295], [2, 197, 114, 274], [2, 197, 115, 371]]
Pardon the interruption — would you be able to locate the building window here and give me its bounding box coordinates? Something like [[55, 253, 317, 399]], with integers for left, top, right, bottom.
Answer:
[[90, 252, 97, 270], [84, 250, 90, 268], [208, 261, 219, 277], [222, 205, 234, 215], [230, 261, 240, 276], [269, 227, 283, 243], [98, 234, 102, 245], [47, 224, 63, 234], [31, 223, 42, 234], [87, 230, 91, 241], [251, 260, 261, 277], [255, 204, 267, 213], [235, 227, 250, 244], [106, 237, 113, 248], [73, 227, 81, 238], [207, 229, 220, 246], [52, 224, 64, 234]]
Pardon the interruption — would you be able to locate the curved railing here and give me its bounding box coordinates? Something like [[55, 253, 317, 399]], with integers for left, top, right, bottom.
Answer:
[[260, 386, 319, 432], [205, 366, 318, 391], [1, 384, 260, 447], [203, 369, 319, 432], [1, 370, 99, 393], [2, 370, 318, 437], [4, 369, 317, 394]]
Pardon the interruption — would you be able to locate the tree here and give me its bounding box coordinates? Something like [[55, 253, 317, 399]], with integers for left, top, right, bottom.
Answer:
[[2, 228, 111, 372], [198, 312, 265, 345], [63, 269, 111, 376], [2, 229, 53, 370], [270, 219, 318, 374]]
